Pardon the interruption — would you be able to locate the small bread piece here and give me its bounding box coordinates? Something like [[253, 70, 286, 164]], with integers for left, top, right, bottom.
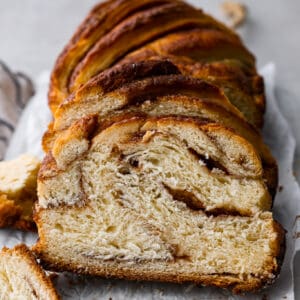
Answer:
[[0, 154, 40, 231], [34, 117, 284, 294], [0, 244, 59, 299], [221, 1, 247, 29]]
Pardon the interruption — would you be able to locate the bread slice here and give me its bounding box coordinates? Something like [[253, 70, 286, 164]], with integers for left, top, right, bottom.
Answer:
[[122, 29, 255, 74], [46, 96, 277, 197], [42, 116, 271, 214], [34, 116, 284, 293], [120, 29, 262, 127], [53, 66, 240, 132], [0, 244, 59, 299], [0, 154, 40, 231], [49, 0, 238, 112], [43, 61, 277, 196]]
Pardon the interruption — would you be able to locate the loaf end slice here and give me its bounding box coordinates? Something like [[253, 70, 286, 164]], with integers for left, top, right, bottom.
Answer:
[[0, 244, 59, 299], [34, 211, 284, 294]]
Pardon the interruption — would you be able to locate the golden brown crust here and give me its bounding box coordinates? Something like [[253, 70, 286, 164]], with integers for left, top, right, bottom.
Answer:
[[58, 58, 181, 112], [32, 253, 271, 294], [177, 60, 264, 111], [49, 0, 180, 112], [0, 194, 36, 231], [0, 195, 22, 227], [49, 0, 240, 112], [121, 29, 255, 73], [119, 29, 263, 127], [54, 73, 240, 130], [73, 58, 180, 95], [168, 30, 254, 68], [1, 244, 60, 299]]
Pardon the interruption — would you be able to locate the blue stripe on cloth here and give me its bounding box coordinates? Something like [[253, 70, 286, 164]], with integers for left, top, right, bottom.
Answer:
[[15, 71, 35, 106], [0, 136, 9, 144], [0, 60, 23, 109], [0, 119, 14, 132]]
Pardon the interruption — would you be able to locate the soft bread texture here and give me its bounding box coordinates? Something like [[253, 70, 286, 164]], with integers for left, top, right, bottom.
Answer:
[[44, 60, 277, 196], [35, 117, 284, 293], [40, 116, 271, 214], [0, 154, 40, 231], [0, 244, 59, 300], [34, 211, 284, 294]]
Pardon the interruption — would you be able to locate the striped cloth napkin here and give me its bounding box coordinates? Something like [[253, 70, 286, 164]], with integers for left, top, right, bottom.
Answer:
[[0, 62, 34, 159]]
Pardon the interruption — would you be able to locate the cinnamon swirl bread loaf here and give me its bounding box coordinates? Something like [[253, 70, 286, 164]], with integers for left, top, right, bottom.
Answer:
[[33, 0, 285, 294]]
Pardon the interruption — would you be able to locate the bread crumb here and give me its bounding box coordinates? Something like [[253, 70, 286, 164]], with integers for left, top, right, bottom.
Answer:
[[142, 130, 156, 143], [220, 1, 247, 28]]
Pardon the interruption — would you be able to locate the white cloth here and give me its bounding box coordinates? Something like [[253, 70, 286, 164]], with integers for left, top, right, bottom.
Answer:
[[0, 62, 34, 159], [2, 64, 300, 299]]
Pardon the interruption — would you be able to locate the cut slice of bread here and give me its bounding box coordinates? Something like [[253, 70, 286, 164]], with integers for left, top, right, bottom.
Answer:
[[43, 61, 277, 196], [0, 244, 59, 299], [54, 73, 240, 132], [0, 154, 40, 231], [120, 29, 262, 127], [45, 96, 277, 197], [34, 116, 284, 293]]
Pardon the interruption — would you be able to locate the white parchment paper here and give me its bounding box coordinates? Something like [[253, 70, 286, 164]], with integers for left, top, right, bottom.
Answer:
[[2, 64, 300, 299]]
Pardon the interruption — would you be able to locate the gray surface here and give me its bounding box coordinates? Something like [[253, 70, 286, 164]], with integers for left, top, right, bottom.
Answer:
[[0, 1, 299, 298]]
